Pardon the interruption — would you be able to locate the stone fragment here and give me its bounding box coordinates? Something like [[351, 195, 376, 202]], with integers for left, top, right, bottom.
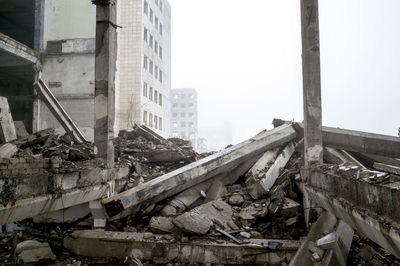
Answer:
[[239, 232, 251, 239], [0, 143, 17, 158], [149, 216, 178, 234], [228, 220, 239, 230], [239, 203, 268, 221], [173, 200, 232, 235], [276, 197, 301, 218], [143, 232, 153, 239], [228, 194, 244, 206], [205, 180, 227, 202], [15, 240, 56, 264]]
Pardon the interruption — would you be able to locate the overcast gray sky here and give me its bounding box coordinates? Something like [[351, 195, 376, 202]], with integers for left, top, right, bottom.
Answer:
[[169, 0, 400, 144]]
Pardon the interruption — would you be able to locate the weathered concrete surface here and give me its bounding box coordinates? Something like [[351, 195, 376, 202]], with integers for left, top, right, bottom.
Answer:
[[93, 0, 117, 168], [33, 202, 90, 223], [103, 124, 297, 219], [33, 78, 87, 144], [273, 119, 400, 158], [0, 143, 18, 158], [15, 240, 56, 264], [173, 200, 232, 235], [306, 186, 400, 258], [374, 162, 400, 175], [64, 230, 301, 265], [0, 97, 17, 143], [0, 32, 39, 65], [0, 180, 125, 225], [245, 148, 279, 185], [148, 216, 178, 234], [300, 0, 323, 165], [249, 142, 295, 199]]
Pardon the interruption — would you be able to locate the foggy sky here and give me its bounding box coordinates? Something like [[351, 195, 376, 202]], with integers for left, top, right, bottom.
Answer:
[[169, 0, 400, 144]]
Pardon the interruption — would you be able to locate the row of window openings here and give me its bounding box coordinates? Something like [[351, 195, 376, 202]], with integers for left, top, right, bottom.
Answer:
[[173, 94, 195, 100], [172, 102, 195, 108], [172, 112, 195, 118], [143, 112, 163, 130], [172, 122, 195, 128], [143, 55, 163, 82], [143, 83, 162, 106], [171, 131, 196, 140], [144, 1, 163, 35], [144, 27, 162, 59]]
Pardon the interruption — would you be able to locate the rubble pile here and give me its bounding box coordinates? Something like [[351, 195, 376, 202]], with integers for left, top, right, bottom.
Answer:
[[1, 120, 400, 265]]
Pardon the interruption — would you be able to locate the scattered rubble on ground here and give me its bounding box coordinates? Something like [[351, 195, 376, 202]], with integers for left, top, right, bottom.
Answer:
[[1, 117, 400, 265]]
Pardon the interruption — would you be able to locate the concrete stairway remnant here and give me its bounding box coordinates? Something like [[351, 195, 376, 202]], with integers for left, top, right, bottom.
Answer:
[[33, 78, 87, 144]]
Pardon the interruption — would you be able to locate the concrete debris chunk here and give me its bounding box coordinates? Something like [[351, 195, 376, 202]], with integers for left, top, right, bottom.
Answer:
[[228, 194, 244, 205], [13, 121, 29, 138], [0, 96, 17, 143], [205, 180, 227, 202], [173, 200, 232, 235], [0, 143, 18, 158], [149, 216, 178, 234], [15, 240, 56, 264], [316, 232, 337, 249]]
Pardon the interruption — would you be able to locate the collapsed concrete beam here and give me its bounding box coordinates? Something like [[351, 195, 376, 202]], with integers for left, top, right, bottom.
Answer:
[[374, 162, 400, 176], [273, 118, 400, 158], [245, 148, 280, 185], [306, 186, 400, 258], [103, 124, 297, 219], [0, 97, 17, 143], [0, 32, 39, 65], [64, 230, 301, 264], [0, 181, 123, 225], [33, 78, 87, 144], [249, 142, 295, 199]]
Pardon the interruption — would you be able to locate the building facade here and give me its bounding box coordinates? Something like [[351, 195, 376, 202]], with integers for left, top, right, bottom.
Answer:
[[171, 88, 198, 145], [0, 0, 171, 141], [117, 0, 171, 138]]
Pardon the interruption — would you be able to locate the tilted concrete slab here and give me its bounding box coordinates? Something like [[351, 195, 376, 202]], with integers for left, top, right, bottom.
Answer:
[[64, 230, 301, 265], [273, 118, 400, 158], [0, 32, 39, 66], [306, 186, 400, 258], [103, 124, 297, 219], [0, 97, 17, 143]]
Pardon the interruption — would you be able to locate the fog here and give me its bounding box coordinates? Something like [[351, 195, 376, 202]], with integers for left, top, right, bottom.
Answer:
[[170, 0, 400, 146]]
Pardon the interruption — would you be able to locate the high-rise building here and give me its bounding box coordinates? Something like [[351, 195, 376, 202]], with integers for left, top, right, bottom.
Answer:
[[117, 0, 171, 138], [170, 88, 198, 144]]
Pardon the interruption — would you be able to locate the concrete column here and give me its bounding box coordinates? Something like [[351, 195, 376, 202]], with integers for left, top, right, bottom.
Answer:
[[93, 0, 117, 168], [301, 0, 323, 166]]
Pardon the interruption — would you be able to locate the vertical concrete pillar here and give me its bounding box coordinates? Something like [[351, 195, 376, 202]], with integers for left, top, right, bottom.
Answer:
[[301, 0, 323, 166], [93, 0, 117, 168]]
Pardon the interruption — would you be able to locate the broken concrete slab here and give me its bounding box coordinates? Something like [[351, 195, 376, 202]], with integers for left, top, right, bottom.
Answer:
[[149, 216, 178, 234], [0, 96, 17, 143], [276, 197, 302, 218], [0, 143, 18, 158], [273, 118, 400, 158], [249, 142, 295, 199], [15, 240, 56, 264], [205, 180, 227, 203], [64, 230, 301, 265], [33, 202, 90, 223], [173, 200, 232, 235], [374, 162, 400, 175], [245, 148, 280, 185], [103, 124, 297, 219]]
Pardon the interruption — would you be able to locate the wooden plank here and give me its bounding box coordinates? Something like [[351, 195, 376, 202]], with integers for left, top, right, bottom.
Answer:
[[102, 124, 297, 219]]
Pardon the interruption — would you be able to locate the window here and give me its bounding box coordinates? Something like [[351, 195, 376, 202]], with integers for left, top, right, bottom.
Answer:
[[144, 27, 148, 42], [172, 103, 178, 108], [143, 111, 148, 125], [155, 41, 158, 54], [154, 90, 158, 103], [159, 117, 162, 130], [155, 17, 159, 31], [150, 8, 153, 23], [189, 132, 195, 140], [149, 34, 153, 48], [181, 94, 186, 99], [159, 46, 162, 59], [154, 65, 158, 79], [189, 122, 194, 127], [159, 23, 163, 35], [181, 132, 186, 139], [181, 113, 186, 118], [143, 82, 148, 97], [188, 102, 194, 107], [144, 1, 148, 15], [149, 113, 153, 127], [189, 94, 195, 99], [149, 60, 153, 74], [173, 122, 178, 128], [181, 122, 186, 127], [160, 0, 163, 12], [159, 94, 162, 106], [173, 112, 177, 118], [155, 0, 159, 6], [180, 103, 186, 108], [159, 70, 162, 82], [154, 115, 158, 129], [143, 54, 148, 70], [149, 87, 153, 101], [189, 112, 194, 118]]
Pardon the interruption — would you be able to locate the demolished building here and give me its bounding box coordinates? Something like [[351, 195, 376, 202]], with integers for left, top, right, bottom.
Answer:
[[1, 0, 400, 265]]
